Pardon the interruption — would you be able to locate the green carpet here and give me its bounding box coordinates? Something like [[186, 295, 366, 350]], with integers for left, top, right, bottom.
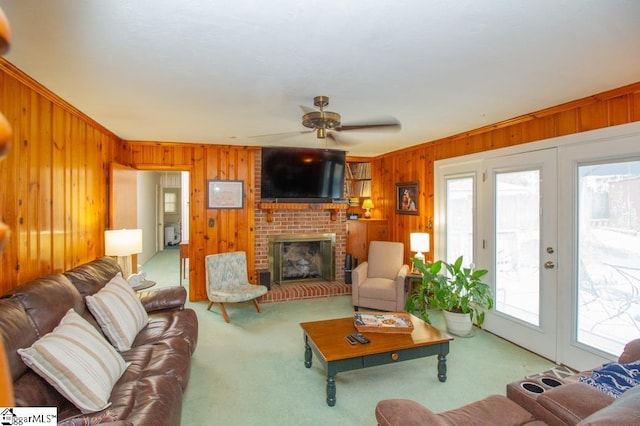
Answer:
[[142, 250, 558, 425]]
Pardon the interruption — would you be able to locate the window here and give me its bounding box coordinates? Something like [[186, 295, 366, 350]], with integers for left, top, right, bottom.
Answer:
[[164, 191, 177, 213]]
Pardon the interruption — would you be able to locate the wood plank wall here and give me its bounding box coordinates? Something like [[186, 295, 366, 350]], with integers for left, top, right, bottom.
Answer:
[[0, 59, 118, 294], [370, 82, 640, 262], [1, 54, 638, 301], [115, 142, 258, 301]]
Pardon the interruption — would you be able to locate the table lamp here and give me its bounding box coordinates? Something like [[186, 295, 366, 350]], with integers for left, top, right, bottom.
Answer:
[[362, 199, 375, 219], [410, 232, 430, 272], [105, 229, 143, 278]]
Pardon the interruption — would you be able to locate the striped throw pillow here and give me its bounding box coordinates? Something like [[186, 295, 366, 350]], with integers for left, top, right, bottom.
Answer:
[[86, 272, 149, 351], [17, 309, 128, 413]]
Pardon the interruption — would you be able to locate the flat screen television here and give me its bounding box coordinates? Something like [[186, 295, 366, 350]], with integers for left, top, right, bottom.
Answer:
[[260, 147, 346, 202]]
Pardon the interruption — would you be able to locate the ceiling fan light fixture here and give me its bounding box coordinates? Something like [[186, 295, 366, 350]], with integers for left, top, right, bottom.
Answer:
[[274, 95, 402, 143], [302, 111, 341, 130]]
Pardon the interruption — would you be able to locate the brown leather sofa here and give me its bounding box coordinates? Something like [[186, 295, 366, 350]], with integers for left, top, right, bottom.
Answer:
[[0, 257, 198, 426], [376, 339, 640, 425]]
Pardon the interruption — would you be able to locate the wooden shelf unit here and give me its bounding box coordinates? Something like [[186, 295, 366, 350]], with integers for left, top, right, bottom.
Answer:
[[345, 160, 372, 200]]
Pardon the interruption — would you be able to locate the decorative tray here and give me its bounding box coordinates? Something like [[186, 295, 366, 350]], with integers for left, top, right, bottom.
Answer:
[[353, 312, 414, 334]]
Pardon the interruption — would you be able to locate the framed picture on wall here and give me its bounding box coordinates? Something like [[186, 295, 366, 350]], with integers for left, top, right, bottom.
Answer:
[[207, 180, 244, 209], [395, 181, 418, 215]]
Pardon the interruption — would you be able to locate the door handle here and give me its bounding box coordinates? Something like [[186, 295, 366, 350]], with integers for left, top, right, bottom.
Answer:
[[544, 261, 555, 269]]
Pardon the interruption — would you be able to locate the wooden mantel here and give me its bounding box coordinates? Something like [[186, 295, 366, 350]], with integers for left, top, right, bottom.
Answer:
[[258, 202, 348, 222]]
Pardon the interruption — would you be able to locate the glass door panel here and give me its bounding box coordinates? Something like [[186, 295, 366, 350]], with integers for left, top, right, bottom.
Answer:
[[445, 176, 475, 265], [495, 170, 541, 326], [577, 160, 640, 356]]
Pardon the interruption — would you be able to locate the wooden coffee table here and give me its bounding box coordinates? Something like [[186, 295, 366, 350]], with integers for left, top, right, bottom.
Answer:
[[300, 314, 453, 406]]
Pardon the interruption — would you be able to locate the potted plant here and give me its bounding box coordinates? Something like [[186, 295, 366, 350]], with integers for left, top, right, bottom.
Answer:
[[405, 256, 493, 336], [405, 259, 446, 325]]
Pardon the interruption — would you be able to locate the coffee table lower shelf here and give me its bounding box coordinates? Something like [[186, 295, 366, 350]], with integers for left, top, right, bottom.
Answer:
[[300, 315, 452, 407]]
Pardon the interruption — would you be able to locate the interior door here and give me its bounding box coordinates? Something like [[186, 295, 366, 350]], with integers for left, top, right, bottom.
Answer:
[[109, 163, 139, 271], [481, 149, 558, 361], [109, 163, 138, 230]]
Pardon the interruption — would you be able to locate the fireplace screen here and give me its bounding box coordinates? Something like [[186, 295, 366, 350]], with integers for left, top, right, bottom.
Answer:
[[269, 234, 335, 283]]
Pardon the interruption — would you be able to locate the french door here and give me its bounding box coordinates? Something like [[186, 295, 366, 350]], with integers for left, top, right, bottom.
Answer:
[[481, 149, 558, 361], [436, 123, 640, 369]]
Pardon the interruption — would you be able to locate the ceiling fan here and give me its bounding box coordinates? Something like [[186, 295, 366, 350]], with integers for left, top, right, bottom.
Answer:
[[252, 95, 401, 144], [301, 95, 401, 143]]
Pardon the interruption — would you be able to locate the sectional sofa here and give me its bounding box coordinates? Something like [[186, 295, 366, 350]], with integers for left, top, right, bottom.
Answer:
[[0, 257, 198, 425], [375, 339, 640, 425]]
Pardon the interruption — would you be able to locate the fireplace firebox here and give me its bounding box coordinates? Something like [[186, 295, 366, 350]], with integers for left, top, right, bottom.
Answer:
[[268, 233, 336, 283]]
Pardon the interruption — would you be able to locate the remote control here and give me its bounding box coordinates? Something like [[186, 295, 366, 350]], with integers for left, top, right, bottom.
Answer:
[[345, 335, 357, 345], [350, 332, 370, 344]]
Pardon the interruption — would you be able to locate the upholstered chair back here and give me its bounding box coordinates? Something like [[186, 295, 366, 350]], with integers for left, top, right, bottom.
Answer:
[[205, 251, 249, 292], [367, 241, 405, 280]]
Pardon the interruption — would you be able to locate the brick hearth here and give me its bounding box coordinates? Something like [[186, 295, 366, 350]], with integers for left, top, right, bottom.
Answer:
[[258, 281, 351, 303]]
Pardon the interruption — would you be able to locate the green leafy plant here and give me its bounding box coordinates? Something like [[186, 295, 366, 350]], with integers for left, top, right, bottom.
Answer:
[[405, 256, 493, 328], [405, 259, 445, 324]]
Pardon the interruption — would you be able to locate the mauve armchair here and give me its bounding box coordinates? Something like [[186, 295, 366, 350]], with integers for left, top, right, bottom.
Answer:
[[351, 241, 409, 312]]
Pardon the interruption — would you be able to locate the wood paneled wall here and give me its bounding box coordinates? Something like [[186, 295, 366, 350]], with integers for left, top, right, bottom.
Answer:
[[371, 82, 640, 262], [0, 59, 118, 295], [116, 142, 257, 301], [1, 53, 638, 302]]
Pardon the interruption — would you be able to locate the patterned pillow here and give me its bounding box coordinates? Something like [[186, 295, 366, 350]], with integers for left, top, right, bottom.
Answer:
[[17, 309, 128, 414], [579, 360, 640, 398], [86, 272, 149, 351]]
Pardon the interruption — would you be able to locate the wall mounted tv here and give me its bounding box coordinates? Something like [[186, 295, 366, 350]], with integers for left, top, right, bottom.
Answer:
[[260, 147, 346, 203]]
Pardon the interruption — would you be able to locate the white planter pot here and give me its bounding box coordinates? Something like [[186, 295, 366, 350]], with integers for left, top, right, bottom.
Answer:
[[443, 310, 474, 337]]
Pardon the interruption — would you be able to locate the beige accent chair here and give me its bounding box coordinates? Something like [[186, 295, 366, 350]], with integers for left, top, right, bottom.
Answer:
[[351, 241, 409, 311], [205, 251, 268, 323]]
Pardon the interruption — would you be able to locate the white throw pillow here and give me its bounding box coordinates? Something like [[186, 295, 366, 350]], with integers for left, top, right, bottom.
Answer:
[[86, 272, 149, 351], [18, 309, 128, 414]]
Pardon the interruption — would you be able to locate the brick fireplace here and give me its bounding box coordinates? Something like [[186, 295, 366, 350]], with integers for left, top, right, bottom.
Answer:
[[254, 208, 347, 283], [254, 151, 348, 296]]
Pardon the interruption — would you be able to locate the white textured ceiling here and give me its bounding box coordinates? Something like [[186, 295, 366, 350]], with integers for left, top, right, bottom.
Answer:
[[1, 0, 639, 156]]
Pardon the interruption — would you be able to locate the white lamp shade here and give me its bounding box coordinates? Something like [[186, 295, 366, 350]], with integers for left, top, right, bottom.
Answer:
[[410, 232, 430, 253], [105, 229, 143, 256]]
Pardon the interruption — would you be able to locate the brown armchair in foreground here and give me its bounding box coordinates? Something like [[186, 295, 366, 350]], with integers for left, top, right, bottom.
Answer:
[[351, 241, 409, 312]]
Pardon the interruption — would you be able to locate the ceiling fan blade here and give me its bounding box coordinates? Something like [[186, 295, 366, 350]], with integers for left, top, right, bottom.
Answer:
[[327, 131, 356, 145], [335, 117, 401, 132], [250, 129, 314, 139]]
